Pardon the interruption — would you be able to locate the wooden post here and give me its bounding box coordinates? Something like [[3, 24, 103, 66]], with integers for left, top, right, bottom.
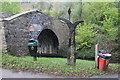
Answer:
[[95, 44, 99, 68]]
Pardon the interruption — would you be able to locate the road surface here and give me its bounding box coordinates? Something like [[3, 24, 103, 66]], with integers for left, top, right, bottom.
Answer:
[[90, 74, 119, 78], [0, 68, 119, 79], [0, 68, 64, 78]]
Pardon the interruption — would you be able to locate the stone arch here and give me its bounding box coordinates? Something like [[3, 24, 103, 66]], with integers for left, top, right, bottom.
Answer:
[[1, 10, 69, 56], [37, 29, 59, 55]]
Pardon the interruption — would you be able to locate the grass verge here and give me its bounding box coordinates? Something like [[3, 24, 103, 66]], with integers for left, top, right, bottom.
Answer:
[[1, 53, 120, 77]]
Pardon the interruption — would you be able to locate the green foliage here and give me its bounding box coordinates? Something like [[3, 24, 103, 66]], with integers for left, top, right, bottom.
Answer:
[[0, 2, 21, 14], [76, 22, 96, 58], [42, 2, 83, 21], [77, 46, 95, 58], [43, 9, 67, 18], [2, 54, 120, 77], [100, 14, 118, 41], [82, 2, 118, 24], [75, 2, 119, 59], [76, 22, 95, 50], [69, 2, 83, 21]]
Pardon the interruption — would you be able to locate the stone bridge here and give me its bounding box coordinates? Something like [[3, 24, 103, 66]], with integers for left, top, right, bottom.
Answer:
[[0, 10, 69, 56]]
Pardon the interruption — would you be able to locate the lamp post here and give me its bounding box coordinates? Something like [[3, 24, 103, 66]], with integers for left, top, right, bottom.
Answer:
[[58, 8, 84, 66]]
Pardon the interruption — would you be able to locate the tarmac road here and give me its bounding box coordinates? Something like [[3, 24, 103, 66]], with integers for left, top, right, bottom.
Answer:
[[0, 68, 64, 78], [0, 68, 119, 79], [90, 74, 119, 79]]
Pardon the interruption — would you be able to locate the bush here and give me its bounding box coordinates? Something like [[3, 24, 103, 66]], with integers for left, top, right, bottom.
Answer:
[[76, 22, 95, 51], [77, 46, 95, 59]]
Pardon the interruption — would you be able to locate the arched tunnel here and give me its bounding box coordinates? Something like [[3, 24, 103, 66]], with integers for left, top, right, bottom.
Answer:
[[37, 29, 59, 56]]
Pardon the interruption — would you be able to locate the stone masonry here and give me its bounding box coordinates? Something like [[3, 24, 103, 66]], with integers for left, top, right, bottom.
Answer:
[[0, 10, 69, 56]]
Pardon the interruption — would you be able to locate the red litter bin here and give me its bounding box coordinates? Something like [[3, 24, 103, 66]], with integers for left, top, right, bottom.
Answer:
[[98, 52, 111, 71]]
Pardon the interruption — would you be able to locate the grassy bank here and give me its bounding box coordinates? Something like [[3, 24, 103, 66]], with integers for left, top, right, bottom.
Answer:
[[1, 53, 120, 77]]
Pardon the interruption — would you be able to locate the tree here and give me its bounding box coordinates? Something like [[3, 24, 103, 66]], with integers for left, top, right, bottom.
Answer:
[[72, 1, 83, 21], [81, 2, 118, 24], [76, 22, 95, 51], [76, 2, 119, 59], [0, 2, 21, 14]]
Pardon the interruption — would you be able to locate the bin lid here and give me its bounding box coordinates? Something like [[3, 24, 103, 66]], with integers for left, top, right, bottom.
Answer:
[[98, 53, 111, 59], [28, 42, 39, 46], [103, 53, 111, 57]]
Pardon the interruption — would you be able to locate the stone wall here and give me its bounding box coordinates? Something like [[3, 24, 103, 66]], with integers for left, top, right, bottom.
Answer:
[[1, 10, 69, 56], [0, 13, 14, 54]]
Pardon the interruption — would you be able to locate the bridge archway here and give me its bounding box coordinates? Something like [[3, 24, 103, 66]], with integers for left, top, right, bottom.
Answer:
[[37, 29, 59, 55], [2, 10, 69, 56]]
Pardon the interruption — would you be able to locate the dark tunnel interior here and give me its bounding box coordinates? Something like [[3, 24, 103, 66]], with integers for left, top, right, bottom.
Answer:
[[37, 29, 59, 56]]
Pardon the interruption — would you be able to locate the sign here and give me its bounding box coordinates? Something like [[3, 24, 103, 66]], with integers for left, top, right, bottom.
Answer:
[[28, 24, 44, 31]]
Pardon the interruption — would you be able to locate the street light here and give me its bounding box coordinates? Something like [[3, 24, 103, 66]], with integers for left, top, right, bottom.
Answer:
[[58, 8, 84, 66]]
